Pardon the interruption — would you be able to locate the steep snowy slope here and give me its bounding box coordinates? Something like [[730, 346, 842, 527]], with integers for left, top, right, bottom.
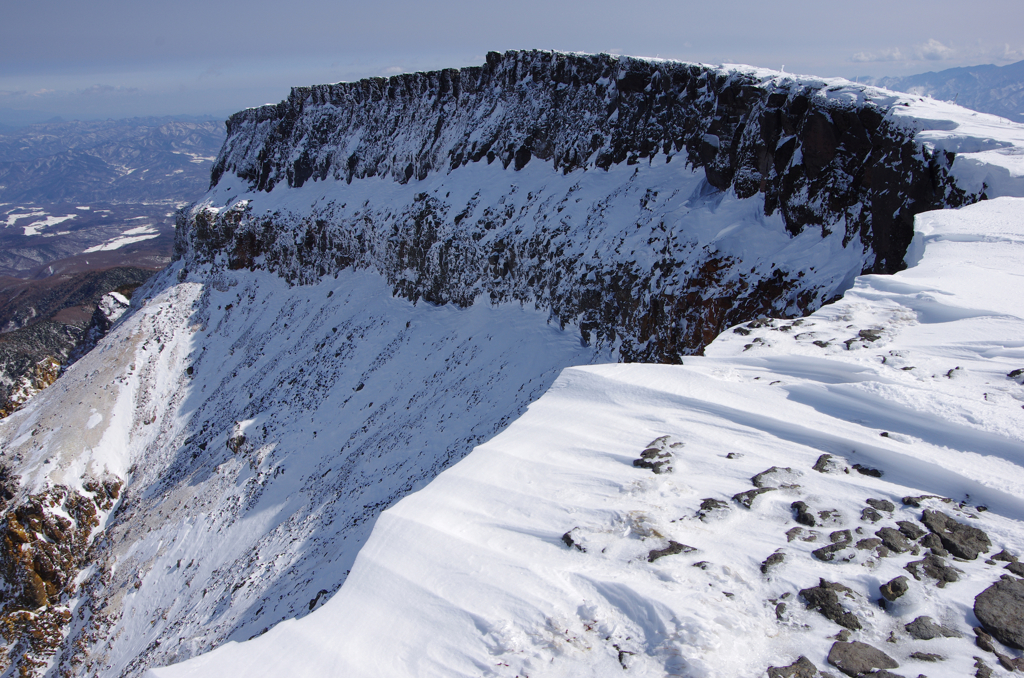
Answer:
[[0, 51, 1022, 678], [156, 197, 1024, 678]]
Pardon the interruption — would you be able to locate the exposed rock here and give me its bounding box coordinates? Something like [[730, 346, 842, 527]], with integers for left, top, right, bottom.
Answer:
[[856, 538, 882, 550], [826, 641, 898, 677], [919, 533, 948, 557], [697, 498, 731, 521], [865, 498, 895, 513], [879, 576, 910, 602], [813, 530, 853, 562], [752, 466, 801, 489], [921, 509, 991, 560], [734, 487, 775, 509], [787, 527, 820, 543], [902, 495, 948, 508], [993, 550, 1019, 563], [896, 521, 926, 540], [904, 616, 962, 640], [974, 577, 1024, 649], [633, 445, 673, 474], [767, 656, 822, 678], [648, 540, 696, 563], [905, 554, 961, 584], [761, 551, 786, 574], [909, 652, 943, 662], [975, 656, 993, 678], [875, 527, 913, 553], [860, 507, 883, 523], [813, 454, 847, 474], [792, 501, 817, 526], [852, 464, 883, 477], [1006, 562, 1024, 577], [562, 528, 585, 552], [799, 579, 862, 630], [975, 626, 997, 653]]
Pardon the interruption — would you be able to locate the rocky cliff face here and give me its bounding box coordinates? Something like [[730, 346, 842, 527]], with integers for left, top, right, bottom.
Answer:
[[187, 50, 975, 362]]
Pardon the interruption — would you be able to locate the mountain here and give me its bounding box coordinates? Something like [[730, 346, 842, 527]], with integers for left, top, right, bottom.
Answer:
[[0, 50, 1021, 677], [154, 196, 1024, 678], [870, 60, 1024, 123], [0, 118, 225, 419]]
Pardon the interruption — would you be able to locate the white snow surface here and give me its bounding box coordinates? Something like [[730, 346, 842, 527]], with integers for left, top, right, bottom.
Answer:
[[154, 198, 1024, 678]]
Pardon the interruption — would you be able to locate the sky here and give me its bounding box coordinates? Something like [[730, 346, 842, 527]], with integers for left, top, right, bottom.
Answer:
[[2, 0, 1022, 122]]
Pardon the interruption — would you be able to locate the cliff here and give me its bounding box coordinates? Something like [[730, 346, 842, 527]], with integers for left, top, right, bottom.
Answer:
[[181, 50, 981, 361]]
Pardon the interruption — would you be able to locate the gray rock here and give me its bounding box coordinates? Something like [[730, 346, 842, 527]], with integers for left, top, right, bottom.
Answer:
[[799, 579, 862, 630], [993, 550, 1019, 563], [734, 487, 775, 509], [866, 498, 895, 512], [856, 538, 882, 550], [875, 527, 912, 553], [826, 641, 898, 677], [861, 507, 883, 523], [767, 655, 819, 678], [904, 615, 962, 640], [975, 657, 993, 678], [752, 466, 801, 488], [919, 533, 947, 556], [813, 454, 846, 474], [793, 501, 817, 526], [910, 652, 943, 662], [902, 494, 947, 508], [905, 553, 961, 584], [974, 576, 1024, 649], [879, 576, 909, 602], [896, 520, 926, 540], [1005, 562, 1024, 577], [852, 464, 883, 477], [647, 540, 696, 563], [921, 509, 991, 560], [761, 551, 786, 574], [813, 530, 853, 562], [697, 497, 731, 521]]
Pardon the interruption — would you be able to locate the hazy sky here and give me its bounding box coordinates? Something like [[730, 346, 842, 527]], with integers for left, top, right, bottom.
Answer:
[[2, 0, 1022, 121]]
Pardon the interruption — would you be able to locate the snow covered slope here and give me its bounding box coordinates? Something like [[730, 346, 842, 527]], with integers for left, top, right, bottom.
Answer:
[[155, 197, 1024, 678], [1, 51, 1024, 678]]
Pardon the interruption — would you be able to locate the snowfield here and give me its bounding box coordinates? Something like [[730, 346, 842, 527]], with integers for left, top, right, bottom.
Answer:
[[150, 195, 1024, 678]]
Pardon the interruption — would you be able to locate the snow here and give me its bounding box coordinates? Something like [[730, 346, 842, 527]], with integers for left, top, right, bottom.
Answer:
[[152, 199, 1024, 678], [82, 225, 161, 252]]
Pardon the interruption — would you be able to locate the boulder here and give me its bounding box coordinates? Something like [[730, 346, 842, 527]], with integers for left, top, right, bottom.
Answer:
[[766, 656, 820, 678], [904, 615, 961, 640], [799, 579, 861, 630], [974, 576, 1024, 649], [826, 641, 898, 677], [921, 509, 991, 559], [879, 576, 909, 602]]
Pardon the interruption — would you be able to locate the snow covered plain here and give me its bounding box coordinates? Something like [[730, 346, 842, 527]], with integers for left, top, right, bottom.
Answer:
[[154, 198, 1024, 677]]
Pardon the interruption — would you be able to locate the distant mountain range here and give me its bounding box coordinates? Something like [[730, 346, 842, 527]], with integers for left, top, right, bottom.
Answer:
[[869, 59, 1024, 123], [0, 116, 224, 417]]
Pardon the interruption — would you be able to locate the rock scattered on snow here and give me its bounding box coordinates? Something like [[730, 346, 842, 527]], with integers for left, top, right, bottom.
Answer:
[[905, 553, 961, 585], [813, 530, 854, 562], [766, 655, 827, 678], [647, 540, 696, 563], [896, 520, 926, 540], [696, 497, 731, 521], [812, 454, 847, 474], [826, 640, 898, 677], [904, 615, 962, 640], [879, 575, 909, 602], [761, 551, 785, 575], [910, 651, 944, 662], [974, 576, 1024, 649], [734, 487, 775, 509], [752, 466, 801, 489], [799, 579, 862, 630], [875, 527, 913, 554], [921, 509, 992, 560]]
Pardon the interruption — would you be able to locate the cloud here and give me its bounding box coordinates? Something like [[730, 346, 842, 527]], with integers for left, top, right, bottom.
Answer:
[[914, 39, 955, 61], [77, 84, 140, 96], [850, 47, 904, 63]]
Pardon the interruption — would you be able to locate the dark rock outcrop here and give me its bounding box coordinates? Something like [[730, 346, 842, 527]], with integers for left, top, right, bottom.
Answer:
[[181, 51, 978, 363], [974, 577, 1024, 649], [921, 509, 991, 560], [799, 579, 861, 630], [826, 641, 898, 677], [905, 615, 962, 640]]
